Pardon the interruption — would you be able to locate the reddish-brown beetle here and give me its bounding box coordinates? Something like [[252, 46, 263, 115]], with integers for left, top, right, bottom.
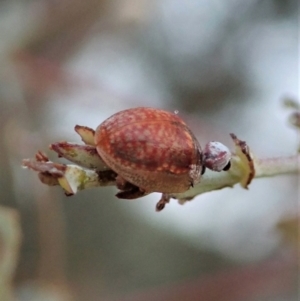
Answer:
[[94, 107, 231, 211]]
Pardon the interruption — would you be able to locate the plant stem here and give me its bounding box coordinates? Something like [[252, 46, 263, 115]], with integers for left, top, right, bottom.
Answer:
[[254, 155, 299, 178]]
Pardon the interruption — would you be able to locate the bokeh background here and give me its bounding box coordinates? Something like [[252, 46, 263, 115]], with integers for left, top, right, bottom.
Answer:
[[0, 0, 298, 300]]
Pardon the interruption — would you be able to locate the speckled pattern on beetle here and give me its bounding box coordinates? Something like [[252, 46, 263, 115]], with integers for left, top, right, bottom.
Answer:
[[93, 107, 231, 211]]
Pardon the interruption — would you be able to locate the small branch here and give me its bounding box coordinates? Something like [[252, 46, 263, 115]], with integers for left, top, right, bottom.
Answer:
[[254, 155, 299, 178], [22, 134, 299, 209], [173, 153, 299, 202]]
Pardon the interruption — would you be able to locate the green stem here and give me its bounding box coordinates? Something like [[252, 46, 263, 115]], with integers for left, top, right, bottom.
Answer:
[[254, 155, 299, 178]]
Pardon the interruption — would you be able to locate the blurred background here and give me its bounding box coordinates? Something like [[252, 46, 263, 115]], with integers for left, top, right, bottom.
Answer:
[[0, 0, 298, 300]]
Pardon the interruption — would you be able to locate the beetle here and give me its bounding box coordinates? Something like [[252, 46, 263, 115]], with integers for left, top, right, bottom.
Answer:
[[93, 107, 231, 210]]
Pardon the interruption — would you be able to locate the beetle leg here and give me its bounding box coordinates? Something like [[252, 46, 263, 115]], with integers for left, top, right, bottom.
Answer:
[[115, 186, 147, 199], [156, 193, 171, 212], [115, 175, 148, 199], [116, 175, 133, 190], [97, 170, 117, 185]]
